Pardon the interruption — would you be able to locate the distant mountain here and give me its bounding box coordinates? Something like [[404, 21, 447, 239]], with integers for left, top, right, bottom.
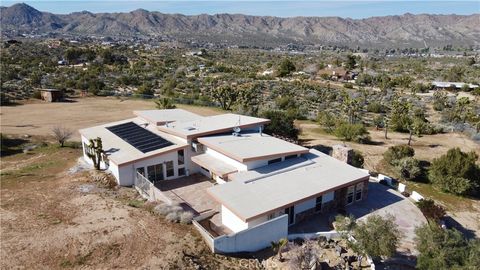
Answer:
[[2, 3, 479, 48]]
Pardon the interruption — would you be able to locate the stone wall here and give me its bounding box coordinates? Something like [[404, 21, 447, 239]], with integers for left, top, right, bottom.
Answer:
[[332, 144, 354, 165]]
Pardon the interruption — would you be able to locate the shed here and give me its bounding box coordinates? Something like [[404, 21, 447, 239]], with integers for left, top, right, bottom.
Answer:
[[40, 89, 64, 102]]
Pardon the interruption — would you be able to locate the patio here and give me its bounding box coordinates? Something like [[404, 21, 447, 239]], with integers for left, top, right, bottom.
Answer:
[[155, 174, 232, 235], [288, 181, 426, 255]]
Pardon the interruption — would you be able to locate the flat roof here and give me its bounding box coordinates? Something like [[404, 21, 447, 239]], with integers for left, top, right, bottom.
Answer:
[[79, 117, 188, 165], [157, 113, 270, 140], [207, 149, 370, 222], [198, 132, 309, 162], [134, 109, 202, 126], [191, 153, 238, 178]]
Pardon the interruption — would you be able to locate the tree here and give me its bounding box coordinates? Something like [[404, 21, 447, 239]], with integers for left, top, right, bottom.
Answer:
[[383, 145, 415, 166], [429, 148, 480, 196], [155, 97, 176, 109], [51, 126, 73, 147], [261, 110, 299, 141], [86, 137, 105, 170], [350, 214, 400, 259], [334, 122, 370, 143], [270, 238, 288, 261], [136, 83, 155, 97], [210, 85, 238, 110], [433, 91, 449, 111], [416, 199, 446, 221], [415, 223, 472, 270], [317, 111, 337, 132], [277, 59, 296, 77], [346, 54, 356, 70]]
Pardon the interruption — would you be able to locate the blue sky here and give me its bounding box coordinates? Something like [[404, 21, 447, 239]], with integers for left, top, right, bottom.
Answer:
[[3, 1, 479, 18]]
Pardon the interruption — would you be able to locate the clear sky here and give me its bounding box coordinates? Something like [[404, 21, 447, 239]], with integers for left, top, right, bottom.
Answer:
[[2, 1, 479, 18]]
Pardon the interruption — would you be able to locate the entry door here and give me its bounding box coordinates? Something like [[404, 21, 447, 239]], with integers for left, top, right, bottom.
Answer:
[[284, 206, 295, 225]]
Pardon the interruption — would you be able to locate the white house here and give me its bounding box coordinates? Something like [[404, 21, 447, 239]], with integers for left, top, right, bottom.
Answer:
[[79, 109, 370, 253]]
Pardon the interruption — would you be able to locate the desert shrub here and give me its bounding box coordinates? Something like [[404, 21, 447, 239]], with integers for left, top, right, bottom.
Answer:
[[416, 199, 446, 221], [429, 148, 480, 196], [351, 150, 365, 168], [366, 102, 385, 113], [344, 82, 354, 89], [383, 145, 415, 166], [334, 122, 370, 143], [179, 211, 194, 224], [396, 157, 422, 180], [166, 212, 181, 223], [154, 203, 182, 216], [127, 200, 144, 208], [288, 240, 320, 270]]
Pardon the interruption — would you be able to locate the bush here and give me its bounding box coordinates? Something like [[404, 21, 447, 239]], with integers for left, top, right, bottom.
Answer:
[[429, 148, 480, 196], [166, 212, 181, 223], [383, 145, 415, 166], [333, 123, 370, 143], [179, 211, 194, 224], [396, 157, 422, 180], [351, 150, 365, 168], [416, 199, 446, 221], [366, 102, 385, 113], [344, 82, 354, 89]]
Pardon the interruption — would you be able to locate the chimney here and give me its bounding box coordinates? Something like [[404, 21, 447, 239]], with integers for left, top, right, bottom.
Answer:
[[332, 144, 354, 165]]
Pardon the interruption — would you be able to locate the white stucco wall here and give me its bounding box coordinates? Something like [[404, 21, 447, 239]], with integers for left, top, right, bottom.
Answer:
[[295, 198, 316, 214], [204, 147, 248, 171], [322, 191, 335, 203], [214, 214, 289, 253], [221, 205, 249, 233]]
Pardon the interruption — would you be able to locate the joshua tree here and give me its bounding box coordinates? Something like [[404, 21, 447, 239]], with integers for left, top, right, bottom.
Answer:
[[271, 238, 288, 261], [86, 137, 104, 170]]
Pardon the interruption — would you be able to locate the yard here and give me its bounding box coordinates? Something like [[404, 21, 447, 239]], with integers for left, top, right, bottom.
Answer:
[[0, 137, 257, 269]]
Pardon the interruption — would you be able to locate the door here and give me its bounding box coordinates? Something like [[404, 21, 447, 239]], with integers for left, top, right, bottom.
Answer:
[[284, 206, 295, 225]]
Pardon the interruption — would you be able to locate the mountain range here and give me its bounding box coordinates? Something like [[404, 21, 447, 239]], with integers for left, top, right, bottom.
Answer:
[[1, 3, 479, 48]]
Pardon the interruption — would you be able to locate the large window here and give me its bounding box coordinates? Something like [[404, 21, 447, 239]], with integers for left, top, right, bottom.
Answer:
[[347, 186, 355, 205], [268, 158, 282, 165], [178, 149, 184, 165], [147, 164, 163, 182], [166, 161, 174, 177], [178, 167, 186, 176], [315, 196, 323, 212], [355, 182, 363, 201], [136, 167, 145, 177]]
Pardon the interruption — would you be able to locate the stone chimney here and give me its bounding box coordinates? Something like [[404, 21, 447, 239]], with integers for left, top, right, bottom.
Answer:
[[332, 144, 354, 165]]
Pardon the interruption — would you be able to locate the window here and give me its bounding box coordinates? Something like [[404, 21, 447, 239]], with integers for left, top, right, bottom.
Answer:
[[347, 186, 355, 205], [178, 167, 186, 176], [315, 196, 323, 212], [147, 164, 163, 182], [166, 161, 174, 177], [136, 167, 145, 176], [285, 154, 297, 160], [355, 182, 363, 201], [268, 158, 282, 165], [178, 149, 184, 165]]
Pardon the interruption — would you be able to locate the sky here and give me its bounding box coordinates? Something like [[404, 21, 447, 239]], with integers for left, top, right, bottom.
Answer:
[[2, 0, 479, 18]]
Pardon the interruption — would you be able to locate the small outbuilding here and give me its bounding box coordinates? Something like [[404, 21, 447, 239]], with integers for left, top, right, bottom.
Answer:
[[40, 89, 64, 102]]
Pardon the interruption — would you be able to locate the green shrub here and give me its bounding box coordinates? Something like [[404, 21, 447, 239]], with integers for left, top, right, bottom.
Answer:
[[396, 157, 421, 180], [416, 199, 446, 221], [429, 148, 480, 196], [366, 102, 385, 113], [333, 123, 370, 143], [351, 150, 365, 168], [383, 145, 415, 166], [343, 82, 354, 89]]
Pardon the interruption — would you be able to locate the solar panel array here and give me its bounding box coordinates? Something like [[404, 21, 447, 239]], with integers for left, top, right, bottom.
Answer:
[[106, 122, 173, 153]]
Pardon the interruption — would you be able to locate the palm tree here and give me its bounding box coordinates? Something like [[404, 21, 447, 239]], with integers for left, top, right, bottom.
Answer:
[[271, 238, 288, 261]]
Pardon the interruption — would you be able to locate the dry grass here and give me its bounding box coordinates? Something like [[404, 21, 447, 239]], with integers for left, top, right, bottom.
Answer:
[[0, 97, 222, 140]]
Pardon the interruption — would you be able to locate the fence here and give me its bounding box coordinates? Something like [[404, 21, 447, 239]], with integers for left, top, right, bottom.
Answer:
[[134, 172, 172, 204]]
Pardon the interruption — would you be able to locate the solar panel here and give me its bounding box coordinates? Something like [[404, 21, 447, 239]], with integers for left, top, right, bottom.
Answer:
[[106, 122, 173, 153]]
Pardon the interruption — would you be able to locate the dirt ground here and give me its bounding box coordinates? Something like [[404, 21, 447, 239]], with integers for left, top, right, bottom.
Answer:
[[0, 140, 258, 269], [0, 97, 221, 140]]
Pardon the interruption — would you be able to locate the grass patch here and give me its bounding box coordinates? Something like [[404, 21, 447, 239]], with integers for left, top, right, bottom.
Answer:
[[127, 200, 144, 208], [408, 182, 474, 211]]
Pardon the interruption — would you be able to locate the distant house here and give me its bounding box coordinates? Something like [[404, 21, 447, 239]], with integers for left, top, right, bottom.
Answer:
[[432, 81, 479, 91], [40, 89, 64, 102]]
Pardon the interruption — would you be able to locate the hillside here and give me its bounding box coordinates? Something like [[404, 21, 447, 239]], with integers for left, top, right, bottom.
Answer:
[[1, 3, 479, 47]]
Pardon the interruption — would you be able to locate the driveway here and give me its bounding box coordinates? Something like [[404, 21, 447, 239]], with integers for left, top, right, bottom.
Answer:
[[347, 181, 426, 255]]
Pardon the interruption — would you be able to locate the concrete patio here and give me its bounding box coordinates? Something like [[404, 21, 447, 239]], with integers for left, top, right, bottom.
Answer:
[[289, 181, 426, 255], [155, 174, 231, 235]]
